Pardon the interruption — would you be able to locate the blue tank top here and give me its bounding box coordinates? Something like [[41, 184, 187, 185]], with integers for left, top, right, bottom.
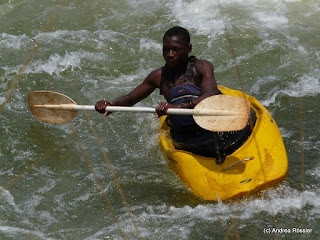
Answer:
[[160, 56, 202, 128]]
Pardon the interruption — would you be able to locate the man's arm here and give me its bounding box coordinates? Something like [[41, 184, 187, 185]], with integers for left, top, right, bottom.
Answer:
[[192, 59, 219, 106], [111, 70, 159, 106], [95, 69, 160, 114]]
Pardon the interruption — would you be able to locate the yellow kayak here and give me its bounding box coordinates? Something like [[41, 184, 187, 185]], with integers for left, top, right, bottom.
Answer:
[[158, 86, 288, 201]]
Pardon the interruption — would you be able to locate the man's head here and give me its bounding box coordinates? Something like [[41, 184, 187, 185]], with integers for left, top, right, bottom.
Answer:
[[163, 26, 190, 46], [162, 26, 192, 68]]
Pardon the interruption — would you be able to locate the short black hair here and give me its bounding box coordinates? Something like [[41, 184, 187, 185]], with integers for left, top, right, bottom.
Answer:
[[163, 26, 190, 45]]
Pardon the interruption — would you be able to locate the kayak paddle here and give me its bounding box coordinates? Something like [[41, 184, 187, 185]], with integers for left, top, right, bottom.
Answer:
[[28, 91, 250, 132]]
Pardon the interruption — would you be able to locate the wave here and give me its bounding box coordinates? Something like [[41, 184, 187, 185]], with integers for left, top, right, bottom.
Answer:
[[0, 33, 30, 50], [139, 184, 320, 222], [0, 226, 51, 240], [167, 0, 224, 43], [253, 69, 320, 107], [1, 50, 109, 77]]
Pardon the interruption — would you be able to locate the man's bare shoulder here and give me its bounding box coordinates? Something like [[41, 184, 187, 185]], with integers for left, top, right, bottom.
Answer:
[[195, 59, 214, 70], [145, 67, 162, 88], [148, 67, 162, 78], [195, 58, 214, 76]]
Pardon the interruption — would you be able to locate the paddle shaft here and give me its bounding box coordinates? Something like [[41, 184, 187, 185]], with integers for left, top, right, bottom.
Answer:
[[29, 90, 250, 130], [32, 104, 238, 116]]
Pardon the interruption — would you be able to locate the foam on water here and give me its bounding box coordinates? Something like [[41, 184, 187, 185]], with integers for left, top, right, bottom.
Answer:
[[26, 51, 82, 76], [162, 185, 315, 220], [0, 96, 5, 105], [0, 226, 52, 240], [255, 12, 289, 29], [257, 70, 320, 106], [0, 33, 29, 50], [168, 0, 224, 43], [139, 38, 162, 52], [1, 50, 106, 79], [34, 29, 126, 51], [0, 188, 18, 210], [169, 0, 294, 36], [307, 165, 320, 184], [93, 183, 320, 238]]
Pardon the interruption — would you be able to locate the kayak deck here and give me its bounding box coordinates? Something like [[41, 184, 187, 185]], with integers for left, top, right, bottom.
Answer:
[[158, 86, 288, 201]]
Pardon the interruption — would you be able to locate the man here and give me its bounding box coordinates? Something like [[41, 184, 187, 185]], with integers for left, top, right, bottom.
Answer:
[[95, 26, 251, 164]]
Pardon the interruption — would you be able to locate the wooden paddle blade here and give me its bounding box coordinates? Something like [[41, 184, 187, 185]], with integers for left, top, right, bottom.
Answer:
[[28, 91, 78, 124], [193, 95, 250, 132]]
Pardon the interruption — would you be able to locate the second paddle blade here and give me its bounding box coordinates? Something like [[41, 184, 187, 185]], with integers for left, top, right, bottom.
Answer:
[[193, 95, 251, 132], [28, 91, 78, 124]]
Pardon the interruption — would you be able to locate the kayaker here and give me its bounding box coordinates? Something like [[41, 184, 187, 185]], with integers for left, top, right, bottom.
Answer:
[[95, 26, 253, 164]]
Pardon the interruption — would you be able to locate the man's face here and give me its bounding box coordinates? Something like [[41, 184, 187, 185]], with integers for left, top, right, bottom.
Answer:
[[162, 35, 191, 68]]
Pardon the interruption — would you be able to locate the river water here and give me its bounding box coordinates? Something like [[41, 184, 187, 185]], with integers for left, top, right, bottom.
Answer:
[[0, 0, 319, 239]]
